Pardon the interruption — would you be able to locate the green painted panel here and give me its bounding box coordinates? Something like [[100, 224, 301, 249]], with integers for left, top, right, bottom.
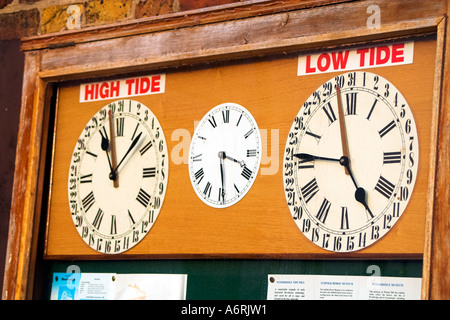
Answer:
[[42, 259, 422, 300]]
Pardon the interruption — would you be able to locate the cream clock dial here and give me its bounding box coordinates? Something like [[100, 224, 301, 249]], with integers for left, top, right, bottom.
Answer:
[[68, 99, 168, 254], [189, 102, 261, 208], [283, 71, 419, 252]]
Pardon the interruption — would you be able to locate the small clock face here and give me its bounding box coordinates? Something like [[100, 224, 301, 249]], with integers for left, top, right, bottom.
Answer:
[[189, 102, 261, 208], [68, 99, 168, 254], [283, 71, 419, 252]]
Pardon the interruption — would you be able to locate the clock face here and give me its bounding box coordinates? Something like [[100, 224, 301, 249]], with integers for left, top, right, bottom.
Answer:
[[189, 102, 261, 208], [68, 99, 168, 254], [283, 71, 419, 252]]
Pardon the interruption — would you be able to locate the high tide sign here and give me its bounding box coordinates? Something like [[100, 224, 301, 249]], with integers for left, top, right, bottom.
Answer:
[[298, 42, 414, 76], [79, 74, 166, 103]]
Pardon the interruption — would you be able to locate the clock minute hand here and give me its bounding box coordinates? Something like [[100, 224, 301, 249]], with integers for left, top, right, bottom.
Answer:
[[113, 132, 142, 174], [336, 86, 350, 175], [293, 153, 340, 163], [108, 110, 119, 188], [218, 152, 226, 204]]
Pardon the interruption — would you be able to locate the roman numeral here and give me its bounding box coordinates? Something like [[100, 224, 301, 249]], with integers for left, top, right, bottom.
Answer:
[[222, 109, 230, 123], [92, 208, 104, 230], [322, 102, 337, 125], [316, 198, 331, 224], [301, 178, 319, 203], [375, 176, 395, 199], [345, 92, 358, 115], [236, 114, 243, 126], [82, 191, 95, 212], [241, 166, 252, 180], [80, 173, 93, 184], [244, 128, 254, 139], [128, 209, 135, 225], [131, 123, 140, 141], [139, 140, 153, 155], [136, 188, 151, 207], [208, 116, 217, 128], [203, 182, 212, 197], [378, 120, 396, 138], [366, 99, 378, 120], [110, 215, 117, 235], [298, 159, 314, 170], [383, 151, 401, 164], [234, 183, 240, 194], [194, 168, 205, 184], [340, 207, 349, 230], [218, 188, 225, 202], [86, 151, 97, 158], [192, 154, 202, 162], [143, 167, 156, 178], [116, 117, 124, 137], [305, 129, 321, 142], [247, 149, 257, 157]]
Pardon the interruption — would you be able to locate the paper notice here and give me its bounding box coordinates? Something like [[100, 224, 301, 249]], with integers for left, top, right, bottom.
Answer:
[[267, 274, 421, 300]]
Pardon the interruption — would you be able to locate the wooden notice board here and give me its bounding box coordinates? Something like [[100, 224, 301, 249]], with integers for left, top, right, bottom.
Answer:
[[5, 0, 450, 300], [45, 38, 436, 259]]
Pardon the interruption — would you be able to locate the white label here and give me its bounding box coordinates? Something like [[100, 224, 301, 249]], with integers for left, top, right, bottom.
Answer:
[[298, 42, 414, 76], [51, 272, 187, 300], [267, 274, 422, 300], [80, 74, 166, 102]]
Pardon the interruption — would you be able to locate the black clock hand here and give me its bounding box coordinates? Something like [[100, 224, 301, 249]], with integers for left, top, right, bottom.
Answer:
[[294, 153, 340, 163], [339, 156, 373, 218], [113, 132, 142, 174], [99, 126, 116, 181], [222, 152, 246, 167], [218, 152, 226, 203]]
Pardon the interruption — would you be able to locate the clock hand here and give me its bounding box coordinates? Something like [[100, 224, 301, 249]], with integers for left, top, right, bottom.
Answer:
[[99, 126, 116, 181], [222, 152, 246, 167], [337, 88, 371, 215], [108, 110, 119, 188], [218, 152, 226, 204], [336, 86, 350, 175], [113, 132, 142, 174], [339, 156, 373, 218], [293, 153, 340, 162]]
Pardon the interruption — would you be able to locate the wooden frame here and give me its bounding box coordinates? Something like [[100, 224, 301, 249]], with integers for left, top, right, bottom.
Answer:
[[3, 0, 449, 299]]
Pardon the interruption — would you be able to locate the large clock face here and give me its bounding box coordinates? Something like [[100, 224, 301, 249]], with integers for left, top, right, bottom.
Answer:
[[68, 99, 168, 254], [283, 71, 419, 252], [189, 102, 261, 208]]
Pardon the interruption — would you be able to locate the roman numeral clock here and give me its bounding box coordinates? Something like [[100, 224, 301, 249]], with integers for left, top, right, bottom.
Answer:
[[68, 99, 168, 254], [188, 103, 261, 208], [283, 71, 418, 252]]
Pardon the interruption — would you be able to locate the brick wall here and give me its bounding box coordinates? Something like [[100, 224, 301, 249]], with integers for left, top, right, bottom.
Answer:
[[0, 0, 243, 41]]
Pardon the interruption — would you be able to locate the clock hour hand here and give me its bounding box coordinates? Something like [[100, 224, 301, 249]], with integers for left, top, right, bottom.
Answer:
[[294, 153, 340, 163], [221, 152, 246, 167], [113, 132, 142, 174], [99, 127, 116, 181], [339, 156, 373, 218]]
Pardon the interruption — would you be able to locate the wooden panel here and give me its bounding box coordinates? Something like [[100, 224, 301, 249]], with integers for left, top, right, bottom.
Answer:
[[425, 16, 450, 300], [45, 38, 437, 258], [34, 0, 446, 81]]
